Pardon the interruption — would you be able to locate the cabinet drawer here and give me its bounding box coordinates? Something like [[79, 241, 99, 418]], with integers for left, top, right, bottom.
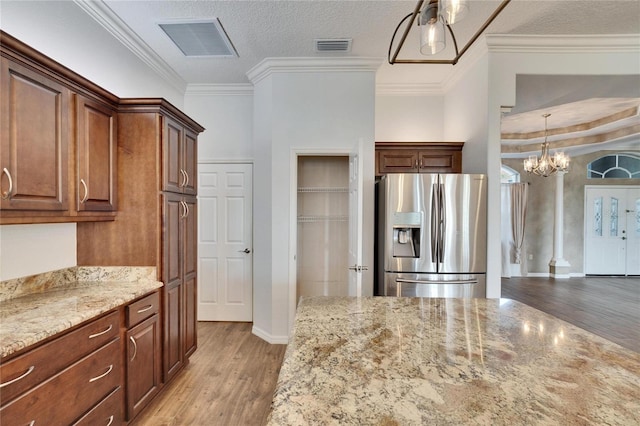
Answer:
[[0, 337, 122, 426], [127, 291, 160, 328], [73, 386, 123, 426], [0, 310, 120, 404]]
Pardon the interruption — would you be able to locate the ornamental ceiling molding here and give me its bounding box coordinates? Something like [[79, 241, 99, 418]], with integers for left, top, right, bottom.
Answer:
[[246, 57, 383, 85], [186, 84, 254, 96], [486, 34, 640, 53]]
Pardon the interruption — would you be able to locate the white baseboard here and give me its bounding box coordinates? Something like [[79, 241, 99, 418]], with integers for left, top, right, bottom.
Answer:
[[517, 272, 586, 278], [252, 325, 289, 345]]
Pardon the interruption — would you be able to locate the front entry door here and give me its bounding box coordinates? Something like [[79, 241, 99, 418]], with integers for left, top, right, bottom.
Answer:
[[585, 186, 640, 275], [198, 163, 253, 321]]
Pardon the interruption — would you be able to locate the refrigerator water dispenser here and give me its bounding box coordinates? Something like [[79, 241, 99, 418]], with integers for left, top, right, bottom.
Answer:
[[392, 212, 422, 258]]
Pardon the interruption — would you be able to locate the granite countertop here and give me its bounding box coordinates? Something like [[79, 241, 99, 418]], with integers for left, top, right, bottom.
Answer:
[[0, 267, 162, 359], [268, 296, 640, 425]]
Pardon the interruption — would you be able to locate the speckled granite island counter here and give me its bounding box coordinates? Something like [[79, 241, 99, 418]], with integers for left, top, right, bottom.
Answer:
[[268, 297, 640, 425], [0, 266, 163, 359]]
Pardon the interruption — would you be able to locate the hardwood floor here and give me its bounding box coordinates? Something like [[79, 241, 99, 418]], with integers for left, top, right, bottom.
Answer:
[[502, 276, 640, 353], [131, 322, 287, 426]]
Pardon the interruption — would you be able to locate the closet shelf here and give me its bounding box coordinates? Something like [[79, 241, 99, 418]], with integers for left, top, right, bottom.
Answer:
[[298, 187, 349, 193], [298, 215, 349, 223]]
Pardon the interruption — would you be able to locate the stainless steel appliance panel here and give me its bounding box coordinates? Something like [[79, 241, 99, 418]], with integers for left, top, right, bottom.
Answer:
[[384, 272, 486, 298], [438, 174, 487, 274]]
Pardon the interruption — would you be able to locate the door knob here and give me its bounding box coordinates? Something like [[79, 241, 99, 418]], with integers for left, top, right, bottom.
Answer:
[[239, 248, 251, 253]]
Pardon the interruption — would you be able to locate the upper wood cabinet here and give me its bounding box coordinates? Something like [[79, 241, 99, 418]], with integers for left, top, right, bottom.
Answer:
[[0, 30, 119, 224], [163, 116, 198, 195], [76, 95, 117, 212], [0, 57, 70, 213], [376, 142, 464, 176]]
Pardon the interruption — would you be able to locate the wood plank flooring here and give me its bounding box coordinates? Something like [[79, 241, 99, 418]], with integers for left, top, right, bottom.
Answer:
[[502, 276, 640, 353], [131, 322, 287, 426]]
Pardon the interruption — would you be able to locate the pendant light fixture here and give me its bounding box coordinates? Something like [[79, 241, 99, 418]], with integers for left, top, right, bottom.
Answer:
[[388, 0, 510, 65], [523, 114, 570, 177]]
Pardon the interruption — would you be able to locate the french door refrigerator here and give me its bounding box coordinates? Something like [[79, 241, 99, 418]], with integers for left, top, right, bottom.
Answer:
[[376, 173, 487, 297]]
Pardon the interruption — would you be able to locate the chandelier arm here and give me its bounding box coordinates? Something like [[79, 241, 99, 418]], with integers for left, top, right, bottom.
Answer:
[[388, 12, 417, 64], [389, 0, 424, 64], [446, 24, 459, 62], [453, 0, 512, 62]]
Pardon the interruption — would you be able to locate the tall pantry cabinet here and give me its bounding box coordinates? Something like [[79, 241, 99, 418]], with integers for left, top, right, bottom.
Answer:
[[77, 99, 204, 383]]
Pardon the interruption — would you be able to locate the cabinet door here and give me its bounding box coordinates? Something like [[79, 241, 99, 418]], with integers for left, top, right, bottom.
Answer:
[[183, 128, 198, 195], [183, 196, 197, 358], [162, 193, 184, 382], [76, 95, 117, 211], [418, 149, 462, 173], [377, 150, 419, 174], [126, 314, 161, 421], [0, 57, 69, 211], [163, 116, 184, 194]]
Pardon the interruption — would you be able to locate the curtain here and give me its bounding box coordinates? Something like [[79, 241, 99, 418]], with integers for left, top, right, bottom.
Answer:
[[510, 183, 528, 264], [501, 183, 529, 277]]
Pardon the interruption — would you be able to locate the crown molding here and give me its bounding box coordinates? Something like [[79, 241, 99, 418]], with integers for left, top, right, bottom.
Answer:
[[73, 0, 186, 93], [486, 34, 640, 53], [186, 84, 254, 96], [247, 57, 383, 85], [441, 36, 489, 94]]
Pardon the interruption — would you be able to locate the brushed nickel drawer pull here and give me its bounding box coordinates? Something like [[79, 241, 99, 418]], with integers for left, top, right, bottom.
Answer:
[[80, 178, 89, 203], [89, 324, 113, 339], [0, 365, 35, 388], [106, 415, 114, 426], [130, 336, 138, 362], [137, 304, 153, 314], [1, 167, 13, 199], [89, 364, 113, 383]]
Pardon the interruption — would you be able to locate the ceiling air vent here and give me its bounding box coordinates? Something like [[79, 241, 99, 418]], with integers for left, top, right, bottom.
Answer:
[[159, 19, 238, 57], [314, 39, 352, 53]]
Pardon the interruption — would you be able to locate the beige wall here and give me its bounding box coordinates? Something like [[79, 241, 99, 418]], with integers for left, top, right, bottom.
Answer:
[[503, 150, 640, 274]]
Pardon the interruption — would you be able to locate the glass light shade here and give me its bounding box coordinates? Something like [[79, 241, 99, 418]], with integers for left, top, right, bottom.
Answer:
[[420, 18, 446, 55], [440, 0, 469, 25]]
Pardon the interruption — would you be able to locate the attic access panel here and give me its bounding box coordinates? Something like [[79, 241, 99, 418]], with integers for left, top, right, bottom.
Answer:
[[159, 19, 238, 58]]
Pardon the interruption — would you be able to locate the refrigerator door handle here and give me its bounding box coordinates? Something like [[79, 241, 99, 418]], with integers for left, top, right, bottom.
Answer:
[[430, 183, 438, 263], [396, 278, 479, 285], [439, 183, 445, 263]]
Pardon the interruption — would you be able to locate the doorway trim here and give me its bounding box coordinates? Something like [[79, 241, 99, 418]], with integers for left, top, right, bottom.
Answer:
[[288, 148, 353, 333]]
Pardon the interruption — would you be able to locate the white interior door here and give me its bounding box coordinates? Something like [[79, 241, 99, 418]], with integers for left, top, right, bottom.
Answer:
[[198, 163, 253, 321], [348, 141, 364, 296], [584, 186, 639, 275]]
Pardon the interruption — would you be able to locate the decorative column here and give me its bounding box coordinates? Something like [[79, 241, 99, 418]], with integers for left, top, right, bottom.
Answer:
[[549, 171, 571, 278]]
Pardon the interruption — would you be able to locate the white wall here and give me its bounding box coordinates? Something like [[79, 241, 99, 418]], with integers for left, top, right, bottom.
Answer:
[[0, 224, 76, 280], [184, 88, 254, 162], [375, 95, 444, 141], [250, 61, 377, 342], [0, 1, 185, 280]]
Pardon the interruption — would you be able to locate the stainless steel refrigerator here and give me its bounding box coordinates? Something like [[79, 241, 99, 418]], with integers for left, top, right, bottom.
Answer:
[[376, 173, 487, 297]]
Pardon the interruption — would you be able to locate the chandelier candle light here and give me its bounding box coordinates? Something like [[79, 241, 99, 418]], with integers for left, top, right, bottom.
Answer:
[[524, 113, 570, 177]]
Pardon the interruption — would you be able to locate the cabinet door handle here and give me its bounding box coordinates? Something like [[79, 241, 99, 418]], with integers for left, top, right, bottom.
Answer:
[[89, 364, 113, 382], [88, 324, 113, 339], [130, 336, 138, 362], [185, 201, 190, 218], [0, 365, 35, 388], [137, 304, 153, 314], [80, 178, 89, 203], [180, 201, 186, 218], [180, 169, 187, 187], [184, 170, 189, 187], [28, 421, 35, 426], [1, 167, 13, 199], [106, 415, 114, 426]]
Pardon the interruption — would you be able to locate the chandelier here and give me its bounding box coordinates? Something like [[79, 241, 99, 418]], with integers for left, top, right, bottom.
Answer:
[[524, 114, 570, 177], [388, 0, 511, 65]]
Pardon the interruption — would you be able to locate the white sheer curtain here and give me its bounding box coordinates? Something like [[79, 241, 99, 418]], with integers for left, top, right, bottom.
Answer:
[[501, 183, 528, 277]]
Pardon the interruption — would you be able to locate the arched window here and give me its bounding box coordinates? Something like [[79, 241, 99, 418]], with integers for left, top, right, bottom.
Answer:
[[501, 165, 520, 183], [588, 153, 640, 179]]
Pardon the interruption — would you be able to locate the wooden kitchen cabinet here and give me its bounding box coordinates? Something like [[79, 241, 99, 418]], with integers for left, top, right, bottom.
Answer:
[[77, 99, 204, 385], [0, 56, 70, 213], [375, 142, 464, 176], [0, 312, 123, 426], [76, 95, 117, 212], [125, 291, 161, 421], [0, 31, 119, 224]]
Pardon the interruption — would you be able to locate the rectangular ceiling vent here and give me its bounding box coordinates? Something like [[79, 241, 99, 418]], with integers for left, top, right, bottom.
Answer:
[[159, 19, 238, 58], [315, 39, 352, 53]]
